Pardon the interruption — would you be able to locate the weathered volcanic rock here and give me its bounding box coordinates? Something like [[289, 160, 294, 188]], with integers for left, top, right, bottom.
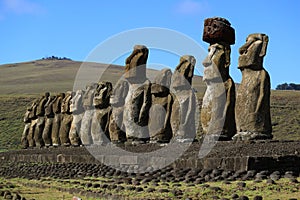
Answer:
[[234, 33, 272, 140]]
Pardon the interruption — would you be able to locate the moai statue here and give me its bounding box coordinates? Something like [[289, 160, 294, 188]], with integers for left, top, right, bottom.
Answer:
[[69, 90, 85, 146], [149, 68, 173, 143], [42, 95, 56, 147], [200, 17, 236, 140], [80, 83, 97, 145], [51, 93, 65, 147], [123, 45, 152, 144], [233, 33, 272, 140], [34, 92, 50, 147], [91, 82, 113, 145], [59, 91, 73, 146], [21, 105, 34, 148], [109, 79, 129, 143], [27, 99, 39, 147], [170, 55, 197, 142]]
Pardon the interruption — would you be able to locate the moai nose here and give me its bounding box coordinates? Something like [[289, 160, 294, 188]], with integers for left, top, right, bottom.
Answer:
[[202, 56, 211, 68]]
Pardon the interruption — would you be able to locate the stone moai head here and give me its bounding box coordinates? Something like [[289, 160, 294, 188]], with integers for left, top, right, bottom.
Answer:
[[202, 43, 231, 82], [61, 91, 72, 113], [93, 82, 113, 109], [172, 55, 196, 90], [238, 33, 269, 70], [125, 45, 149, 83], [152, 68, 172, 95], [45, 92, 50, 97], [202, 17, 235, 82], [70, 90, 84, 113]]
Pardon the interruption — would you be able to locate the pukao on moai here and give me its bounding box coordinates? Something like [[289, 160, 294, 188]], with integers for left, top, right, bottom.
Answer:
[[123, 45, 152, 144], [27, 99, 39, 147], [171, 55, 197, 142], [51, 93, 65, 146], [149, 68, 173, 143], [80, 83, 97, 145], [69, 90, 84, 146], [201, 17, 236, 140], [233, 33, 272, 140], [34, 92, 50, 147], [59, 91, 73, 146], [91, 82, 113, 145], [42, 95, 56, 147], [109, 79, 129, 144]]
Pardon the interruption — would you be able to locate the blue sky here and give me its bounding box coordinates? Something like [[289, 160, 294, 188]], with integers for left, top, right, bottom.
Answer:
[[0, 0, 299, 89]]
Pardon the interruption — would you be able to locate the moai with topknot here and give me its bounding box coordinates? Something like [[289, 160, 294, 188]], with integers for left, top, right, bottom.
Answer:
[[201, 17, 236, 140]]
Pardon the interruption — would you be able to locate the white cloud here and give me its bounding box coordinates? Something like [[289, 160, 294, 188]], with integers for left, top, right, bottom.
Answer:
[[1, 0, 44, 15], [174, 0, 209, 15]]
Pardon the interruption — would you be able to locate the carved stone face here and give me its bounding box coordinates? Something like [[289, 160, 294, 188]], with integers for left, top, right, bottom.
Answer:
[[172, 55, 195, 89], [125, 45, 148, 82], [93, 82, 112, 108], [70, 90, 84, 113], [238, 33, 268, 70], [202, 43, 229, 82]]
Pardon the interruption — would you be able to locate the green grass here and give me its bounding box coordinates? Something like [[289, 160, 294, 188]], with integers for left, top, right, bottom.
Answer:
[[1, 177, 299, 199]]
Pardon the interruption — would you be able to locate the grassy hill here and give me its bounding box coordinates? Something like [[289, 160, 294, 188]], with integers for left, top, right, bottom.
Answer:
[[0, 59, 299, 151]]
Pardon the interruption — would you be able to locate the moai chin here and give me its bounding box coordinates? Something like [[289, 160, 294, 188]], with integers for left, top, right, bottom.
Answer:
[[171, 55, 197, 142], [200, 17, 236, 141], [123, 45, 151, 143], [91, 82, 113, 145], [149, 68, 173, 143], [233, 33, 272, 140]]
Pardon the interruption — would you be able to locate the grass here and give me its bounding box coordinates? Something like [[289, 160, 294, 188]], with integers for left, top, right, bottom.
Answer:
[[0, 177, 299, 199]]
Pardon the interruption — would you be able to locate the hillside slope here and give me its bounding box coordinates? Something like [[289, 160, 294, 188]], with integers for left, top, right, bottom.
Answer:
[[0, 59, 206, 95]]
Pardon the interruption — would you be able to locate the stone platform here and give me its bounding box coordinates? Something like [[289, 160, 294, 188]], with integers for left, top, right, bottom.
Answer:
[[1, 141, 299, 173]]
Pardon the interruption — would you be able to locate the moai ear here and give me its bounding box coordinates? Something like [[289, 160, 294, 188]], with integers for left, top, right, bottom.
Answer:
[[259, 34, 269, 57], [224, 45, 231, 68]]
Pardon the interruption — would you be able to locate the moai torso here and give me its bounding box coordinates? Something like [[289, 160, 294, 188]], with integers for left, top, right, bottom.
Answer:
[[149, 68, 173, 143], [201, 17, 236, 141], [52, 93, 65, 114], [171, 55, 197, 142], [109, 78, 129, 143], [123, 45, 151, 142], [45, 96, 55, 117], [91, 82, 113, 144], [61, 92, 72, 114], [234, 33, 272, 140]]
